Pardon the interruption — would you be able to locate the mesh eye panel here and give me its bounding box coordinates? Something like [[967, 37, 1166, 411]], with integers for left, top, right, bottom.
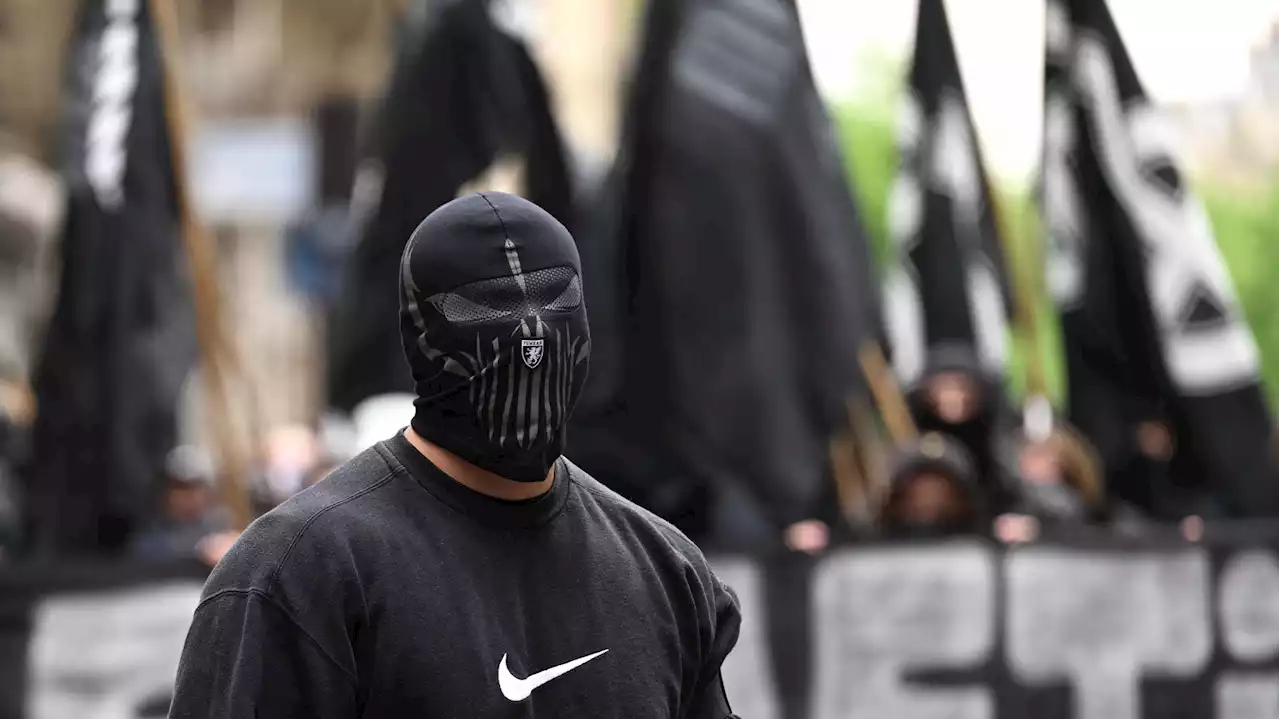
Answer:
[[426, 266, 581, 324], [428, 293, 513, 324], [545, 274, 582, 311]]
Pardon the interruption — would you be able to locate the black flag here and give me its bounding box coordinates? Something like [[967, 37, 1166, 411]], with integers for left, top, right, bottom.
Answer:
[[25, 0, 195, 554], [1039, 0, 1276, 517], [325, 0, 573, 413], [574, 0, 879, 532], [883, 0, 1014, 386]]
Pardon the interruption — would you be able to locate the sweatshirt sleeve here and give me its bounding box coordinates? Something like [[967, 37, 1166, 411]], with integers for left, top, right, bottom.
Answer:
[[684, 575, 743, 719], [168, 589, 359, 719]]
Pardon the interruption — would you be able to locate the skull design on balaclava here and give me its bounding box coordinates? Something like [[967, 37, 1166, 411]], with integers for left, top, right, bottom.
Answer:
[[399, 192, 590, 482]]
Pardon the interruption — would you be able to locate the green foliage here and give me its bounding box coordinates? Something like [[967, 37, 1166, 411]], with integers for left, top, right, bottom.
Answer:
[[833, 100, 1279, 409], [1201, 183, 1280, 406]]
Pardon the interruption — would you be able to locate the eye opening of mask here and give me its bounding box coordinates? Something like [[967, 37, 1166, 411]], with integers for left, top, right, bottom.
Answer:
[[426, 266, 583, 325]]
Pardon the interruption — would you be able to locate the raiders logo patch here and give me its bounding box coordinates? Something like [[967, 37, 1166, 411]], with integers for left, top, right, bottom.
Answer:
[[521, 338, 545, 369]]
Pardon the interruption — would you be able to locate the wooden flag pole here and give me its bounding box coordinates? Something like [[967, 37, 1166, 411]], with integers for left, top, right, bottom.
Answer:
[[149, 0, 253, 531], [823, 344, 914, 526], [857, 342, 918, 446], [827, 436, 859, 519], [829, 393, 893, 524], [849, 396, 893, 508]]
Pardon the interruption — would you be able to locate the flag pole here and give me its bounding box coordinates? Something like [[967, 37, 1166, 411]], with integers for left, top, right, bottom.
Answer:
[[857, 342, 918, 446], [836, 343, 914, 526], [830, 394, 892, 524], [1004, 198, 1048, 397], [990, 184, 1053, 437], [149, 0, 253, 531]]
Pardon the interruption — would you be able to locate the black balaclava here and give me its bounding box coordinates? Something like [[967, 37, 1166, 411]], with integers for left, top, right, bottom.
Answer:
[[399, 192, 590, 482]]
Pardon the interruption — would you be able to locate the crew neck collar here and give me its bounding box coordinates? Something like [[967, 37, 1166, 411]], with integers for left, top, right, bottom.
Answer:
[[382, 430, 570, 529]]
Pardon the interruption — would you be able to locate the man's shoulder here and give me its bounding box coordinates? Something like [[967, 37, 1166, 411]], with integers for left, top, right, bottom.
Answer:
[[203, 446, 399, 598], [563, 459, 740, 634], [563, 458, 709, 567]]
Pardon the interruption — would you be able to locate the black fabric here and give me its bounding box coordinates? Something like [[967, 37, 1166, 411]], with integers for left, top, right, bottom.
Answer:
[[566, 164, 717, 542], [314, 99, 361, 205], [1039, 0, 1276, 519], [168, 438, 741, 718], [391, 429, 569, 526], [399, 192, 589, 483], [761, 550, 818, 719], [886, 0, 1023, 520], [326, 0, 573, 413], [24, 0, 194, 556], [882, 0, 1013, 385], [573, 0, 878, 532]]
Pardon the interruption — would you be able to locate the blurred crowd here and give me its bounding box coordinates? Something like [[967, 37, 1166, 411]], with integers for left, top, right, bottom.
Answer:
[[713, 341, 1218, 559], [880, 344, 1137, 544], [0, 0, 1274, 573], [0, 157, 1260, 568], [0, 333, 1216, 569]]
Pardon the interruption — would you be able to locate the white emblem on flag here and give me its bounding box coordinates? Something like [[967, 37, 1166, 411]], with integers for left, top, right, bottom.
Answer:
[[521, 339, 545, 369]]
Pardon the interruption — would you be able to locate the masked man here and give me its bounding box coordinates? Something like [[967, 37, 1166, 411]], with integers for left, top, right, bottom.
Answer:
[[169, 193, 741, 718]]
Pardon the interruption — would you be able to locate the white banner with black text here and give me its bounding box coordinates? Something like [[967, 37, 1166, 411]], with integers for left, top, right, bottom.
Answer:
[[0, 533, 1274, 719]]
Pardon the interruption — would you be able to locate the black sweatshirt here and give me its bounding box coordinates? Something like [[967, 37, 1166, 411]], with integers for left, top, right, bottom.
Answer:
[[168, 433, 741, 718]]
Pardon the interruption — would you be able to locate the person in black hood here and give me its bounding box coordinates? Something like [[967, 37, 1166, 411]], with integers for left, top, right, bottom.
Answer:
[[879, 432, 986, 539], [170, 193, 742, 719], [907, 342, 1016, 513]]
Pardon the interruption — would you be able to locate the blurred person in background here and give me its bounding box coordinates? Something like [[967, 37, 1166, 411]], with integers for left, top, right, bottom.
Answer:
[[0, 137, 62, 413], [0, 135, 63, 559], [1097, 412, 1223, 540], [302, 441, 349, 490], [907, 343, 1018, 515], [1128, 417, 1223, 541], [245, 424, 326, 516], [997, 421, 1219, 543], [777, 471, 856, 555], [761, 473, 853, 719], [257, 424, 320, 505], [1013, 429, 1096, 518], [1089, 405, 1180, 518], [130, 445, 237, 566], [247, 419, 362, 510], [169, 193, 741, 718], [879, 432, 986, 539], [995, 428, 1095, 544]]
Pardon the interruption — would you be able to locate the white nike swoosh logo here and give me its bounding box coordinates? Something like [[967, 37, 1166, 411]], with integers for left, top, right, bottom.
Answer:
[[497, 649, 609, 701]]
